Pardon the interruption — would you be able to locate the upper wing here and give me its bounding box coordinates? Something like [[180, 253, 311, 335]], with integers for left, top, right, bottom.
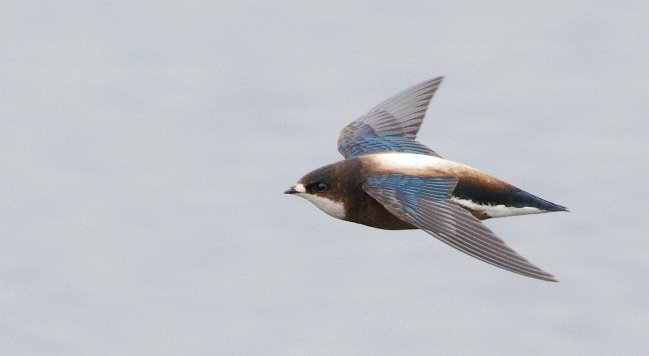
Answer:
[[337, 77, 444, 159], [362, 173, 557, 282]]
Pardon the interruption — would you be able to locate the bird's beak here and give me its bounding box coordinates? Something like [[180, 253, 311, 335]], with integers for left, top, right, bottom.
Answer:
[[284, 186, 298, 194]]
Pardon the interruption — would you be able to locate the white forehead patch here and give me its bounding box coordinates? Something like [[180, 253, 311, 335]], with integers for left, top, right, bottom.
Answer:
[[296, 193, 346, 220], [293, 183, 306, 193]]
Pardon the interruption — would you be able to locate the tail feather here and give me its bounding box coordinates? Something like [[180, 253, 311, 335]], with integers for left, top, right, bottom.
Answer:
[[509, 190, 568, 212]]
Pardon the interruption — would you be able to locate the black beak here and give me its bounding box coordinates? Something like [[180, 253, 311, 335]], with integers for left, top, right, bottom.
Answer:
[[284, 186, 298, 194]]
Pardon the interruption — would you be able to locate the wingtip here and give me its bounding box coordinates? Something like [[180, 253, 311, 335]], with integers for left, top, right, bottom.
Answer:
[[528, 268, 558, 282], [426, 76, 444, 86], [542, 274, 559, 282], [512, 267, 558, 282], [515, 270, 558, 282]]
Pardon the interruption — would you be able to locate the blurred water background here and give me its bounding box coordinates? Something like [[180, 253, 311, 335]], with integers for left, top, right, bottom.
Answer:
[[1, 2, 648, 355]]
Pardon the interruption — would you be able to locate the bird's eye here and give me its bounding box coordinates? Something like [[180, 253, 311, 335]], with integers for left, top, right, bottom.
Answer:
[[314, 182, 328, 192]]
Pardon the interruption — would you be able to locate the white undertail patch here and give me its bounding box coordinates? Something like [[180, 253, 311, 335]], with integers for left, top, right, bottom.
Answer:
[[296, 193, 346, 220], [451, 197, 545, 218]]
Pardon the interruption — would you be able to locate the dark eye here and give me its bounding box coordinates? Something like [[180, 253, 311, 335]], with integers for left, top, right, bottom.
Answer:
[[314, 182, 328, 192]]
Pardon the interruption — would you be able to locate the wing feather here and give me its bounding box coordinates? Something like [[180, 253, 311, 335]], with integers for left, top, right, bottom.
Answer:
[[363, 173, 557, 282], [338, 77, 444, 158]]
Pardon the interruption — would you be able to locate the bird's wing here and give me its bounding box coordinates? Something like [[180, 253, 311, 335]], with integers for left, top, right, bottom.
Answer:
[[362, 173, 557, 282], [338, 77, 444, 159]]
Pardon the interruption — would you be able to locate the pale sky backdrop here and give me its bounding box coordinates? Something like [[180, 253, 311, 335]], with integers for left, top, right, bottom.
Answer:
[[1, 2, 648, 355]]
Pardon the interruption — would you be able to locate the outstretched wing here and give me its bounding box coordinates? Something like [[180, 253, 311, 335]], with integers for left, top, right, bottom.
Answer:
[[362, 173, 557, 282], [338, 77, 444, 159]]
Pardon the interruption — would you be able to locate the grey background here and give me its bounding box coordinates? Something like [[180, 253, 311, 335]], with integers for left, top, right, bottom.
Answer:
[[1, 2, 648, 355]]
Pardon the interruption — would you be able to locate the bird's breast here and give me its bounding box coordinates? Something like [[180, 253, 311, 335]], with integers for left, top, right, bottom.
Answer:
[[343, 191, 418, 230]]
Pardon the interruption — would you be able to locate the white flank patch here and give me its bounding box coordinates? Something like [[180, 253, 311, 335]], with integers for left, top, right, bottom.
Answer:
[[369, 152, 447, 171], [296, 193, 346, 220], [365, 152, 473, 177], [450, 197, 545, 218]]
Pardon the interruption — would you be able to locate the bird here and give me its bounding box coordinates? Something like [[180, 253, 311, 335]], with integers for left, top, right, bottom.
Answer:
[[284, 77, 567, 282]]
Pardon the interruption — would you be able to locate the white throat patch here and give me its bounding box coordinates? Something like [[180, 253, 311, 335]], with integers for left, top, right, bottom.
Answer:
[[296, 193, 346, 220]]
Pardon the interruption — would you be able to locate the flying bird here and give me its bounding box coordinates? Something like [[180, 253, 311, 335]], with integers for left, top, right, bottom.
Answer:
[[285, 77, 567, 281]]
